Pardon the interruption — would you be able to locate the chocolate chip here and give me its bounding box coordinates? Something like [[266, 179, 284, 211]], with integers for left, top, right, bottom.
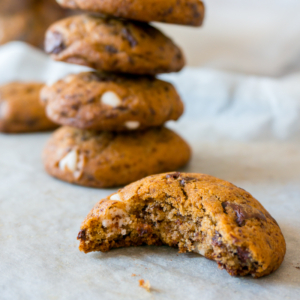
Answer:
[[212, 231, 222, 247], [26, 119, 38, 127], [105, 45, 118, 54], [222, 202, 267, 226], [137, 224, 152, 237], [180, 177, 197, 186], [87, 97, 95, 103], [150, 108, 156, 115], [121, 28, 138, 47], [166, 172, 181, 180], [77, 230, 86, 240], [162, 7, 174, 16], [45, 31, 66, 54], [237, 247, 250, 263], [71, 104, 80, 110]]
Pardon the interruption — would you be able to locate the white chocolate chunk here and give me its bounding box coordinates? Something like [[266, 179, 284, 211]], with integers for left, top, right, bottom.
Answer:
[[59, 150, 78, 173], [102, 208, 130, 229], [193, 241, 211, 257], [110, 193, 122, 201], [101, 91, 122, 107], [125, 121, 140, 130]]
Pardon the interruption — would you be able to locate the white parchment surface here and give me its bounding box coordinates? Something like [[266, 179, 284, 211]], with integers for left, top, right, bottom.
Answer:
[[0, 43, 300, 300]]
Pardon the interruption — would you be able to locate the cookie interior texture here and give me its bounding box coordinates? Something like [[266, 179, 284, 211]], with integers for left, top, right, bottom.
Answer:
[[40, 72, 184, 131], [78, 172, 286, 278], [56, 0, 205, 27], [0, 82, 57, 133], [43, 127, 191, 188], [45, 14, 185, 75]]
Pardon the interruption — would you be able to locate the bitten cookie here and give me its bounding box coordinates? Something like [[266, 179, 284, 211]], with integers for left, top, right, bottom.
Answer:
[[56, 0, 205, 27], [77, 172, 286, 278], [43, 127, 191, 188], [40, 72, 184, 131], [0, 82, 57, 133], [45, 14, 185, 75]]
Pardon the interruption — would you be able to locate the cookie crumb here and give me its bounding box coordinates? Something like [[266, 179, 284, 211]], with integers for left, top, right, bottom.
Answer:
[[139, 279, 151, 292]]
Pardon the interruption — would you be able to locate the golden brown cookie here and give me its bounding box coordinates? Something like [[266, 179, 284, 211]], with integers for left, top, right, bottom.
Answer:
[[0, 0, 36, 14], [45, 14, 185, 75], [0, 1, 67, 48], [43, 127, 191, 188], [56, 0, 205, 27], [0, 82, 58, 133], [77, 172, 286, 278], [40, 72, 184, 131]]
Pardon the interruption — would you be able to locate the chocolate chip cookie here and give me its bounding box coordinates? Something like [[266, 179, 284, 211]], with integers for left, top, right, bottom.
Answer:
[[56, 0, 205, 27], [45, 14, 185, 75], [0, 0, 36, 14], [0, 82, 58, 133], [43, 127, 191, 188], [0, 1, 67, 48], [40, 72, 184, 131], [77, 172, 286, 278]]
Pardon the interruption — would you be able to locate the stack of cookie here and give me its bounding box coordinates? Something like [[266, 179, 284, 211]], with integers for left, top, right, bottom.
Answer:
[[41, 0, 205, 188]]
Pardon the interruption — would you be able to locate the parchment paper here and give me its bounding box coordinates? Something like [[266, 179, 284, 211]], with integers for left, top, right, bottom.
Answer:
[[0, 43, 300, 300]]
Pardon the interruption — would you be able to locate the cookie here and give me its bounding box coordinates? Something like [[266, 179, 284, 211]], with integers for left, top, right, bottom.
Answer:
[[0, 1, 67, 48], [45, 14, 185, 75], [0, 0, 36, 14], [0, 82, 58, 133], [77, 172, 286, 278], [40, 72, 184, 131], [56, 0, 205, 27], [43, 127, 191, 188]]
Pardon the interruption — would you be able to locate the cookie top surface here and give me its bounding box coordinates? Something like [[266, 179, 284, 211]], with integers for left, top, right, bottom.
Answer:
[[56, 0, 205, 27], [45, 14, 185, 75], [43, 126, 191, 188], [40, 72, 184, 131], [78, 172, 286, 277], [0, 82, 57, 133]]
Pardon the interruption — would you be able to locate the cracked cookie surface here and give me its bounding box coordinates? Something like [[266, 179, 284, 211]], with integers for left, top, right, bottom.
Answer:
[[43, 127, 191, 188], [77, 172, 286, 278], [0, 82, 57, 133], [40, 72, 184, 131], [56, 0, 205, 27], [45, 14, 185, 75]]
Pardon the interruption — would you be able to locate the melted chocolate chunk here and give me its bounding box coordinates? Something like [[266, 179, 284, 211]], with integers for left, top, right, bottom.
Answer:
[[237, 247, 251, 263], [77, 230, 86, 240], [180, 177, 197, 186], [212, 231, 223, 247], [222, 202, 267, 226], [121, 28, 138, 47], [45, 31, 66, 54]]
